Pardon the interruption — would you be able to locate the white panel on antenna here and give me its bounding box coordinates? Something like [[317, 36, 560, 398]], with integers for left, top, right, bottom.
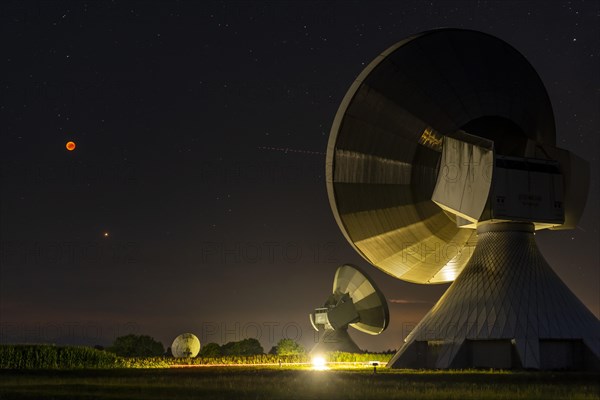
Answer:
[[432, 134, 493, 224]]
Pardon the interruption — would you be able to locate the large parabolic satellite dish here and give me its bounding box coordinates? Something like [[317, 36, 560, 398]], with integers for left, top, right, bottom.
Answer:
[[326, 29, 600, 370]]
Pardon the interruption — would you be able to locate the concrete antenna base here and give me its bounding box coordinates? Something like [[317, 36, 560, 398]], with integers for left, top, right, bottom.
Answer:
[[388, 222, 600, 370]]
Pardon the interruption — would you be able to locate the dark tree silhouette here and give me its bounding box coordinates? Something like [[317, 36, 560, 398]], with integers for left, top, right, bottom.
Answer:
[[274, 338, 305, 356], [199, 342, 222, 357], [221, 338, 263, 356], [108, 334, 164, 357]]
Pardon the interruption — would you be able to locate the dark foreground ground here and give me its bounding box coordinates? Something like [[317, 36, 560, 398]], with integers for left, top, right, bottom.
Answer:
[[0, 366, 598, 400]]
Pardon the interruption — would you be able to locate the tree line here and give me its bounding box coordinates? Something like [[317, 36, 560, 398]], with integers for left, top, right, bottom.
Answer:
[[106, 334, 306, 358]]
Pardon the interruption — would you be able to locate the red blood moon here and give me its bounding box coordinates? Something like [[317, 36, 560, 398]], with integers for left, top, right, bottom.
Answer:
[[66, 141, 76, 151]]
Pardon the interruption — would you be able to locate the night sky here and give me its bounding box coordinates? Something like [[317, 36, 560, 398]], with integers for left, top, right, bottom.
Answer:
[[1, 0, 598, 352]]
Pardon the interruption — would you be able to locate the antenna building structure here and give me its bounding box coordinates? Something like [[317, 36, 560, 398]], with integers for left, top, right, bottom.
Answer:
[[326, 29, 600, 370]]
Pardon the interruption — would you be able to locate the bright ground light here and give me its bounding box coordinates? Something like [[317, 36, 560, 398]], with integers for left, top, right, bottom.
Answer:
[[311, 356, 328, 371]]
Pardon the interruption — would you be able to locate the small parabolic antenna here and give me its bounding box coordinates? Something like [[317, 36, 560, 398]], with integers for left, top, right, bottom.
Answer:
[[171, 333, 201, 358], [326, 28, 599, 370], [309, 264, 389, 354]]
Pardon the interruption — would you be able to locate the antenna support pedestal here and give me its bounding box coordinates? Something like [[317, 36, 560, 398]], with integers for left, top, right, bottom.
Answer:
[[388, 222, 600, 370]]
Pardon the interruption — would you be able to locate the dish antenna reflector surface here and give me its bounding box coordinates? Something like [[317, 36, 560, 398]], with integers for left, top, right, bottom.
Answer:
[[309, 264, 389, 354], [326, 28, 599, 370]]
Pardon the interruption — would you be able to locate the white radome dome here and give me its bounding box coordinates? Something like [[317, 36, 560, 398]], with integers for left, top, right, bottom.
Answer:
[[171, 333, 201, 358]]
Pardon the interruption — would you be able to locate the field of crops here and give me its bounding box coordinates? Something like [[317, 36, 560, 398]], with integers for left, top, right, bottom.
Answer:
[[0, 344, 392, 369], [0, 344, 120, 369], [1, 345, 598, 399]]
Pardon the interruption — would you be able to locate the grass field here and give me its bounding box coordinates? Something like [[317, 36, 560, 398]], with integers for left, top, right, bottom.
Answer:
[[1, 366, 598, 400]]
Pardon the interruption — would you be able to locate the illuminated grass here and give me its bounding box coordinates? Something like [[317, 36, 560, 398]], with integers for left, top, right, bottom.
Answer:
[[1, 367, 598, 400], [0, 345, 392, 369]]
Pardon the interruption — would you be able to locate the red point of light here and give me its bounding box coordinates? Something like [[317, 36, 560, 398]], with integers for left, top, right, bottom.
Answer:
[[66, 141, 76, 151]]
